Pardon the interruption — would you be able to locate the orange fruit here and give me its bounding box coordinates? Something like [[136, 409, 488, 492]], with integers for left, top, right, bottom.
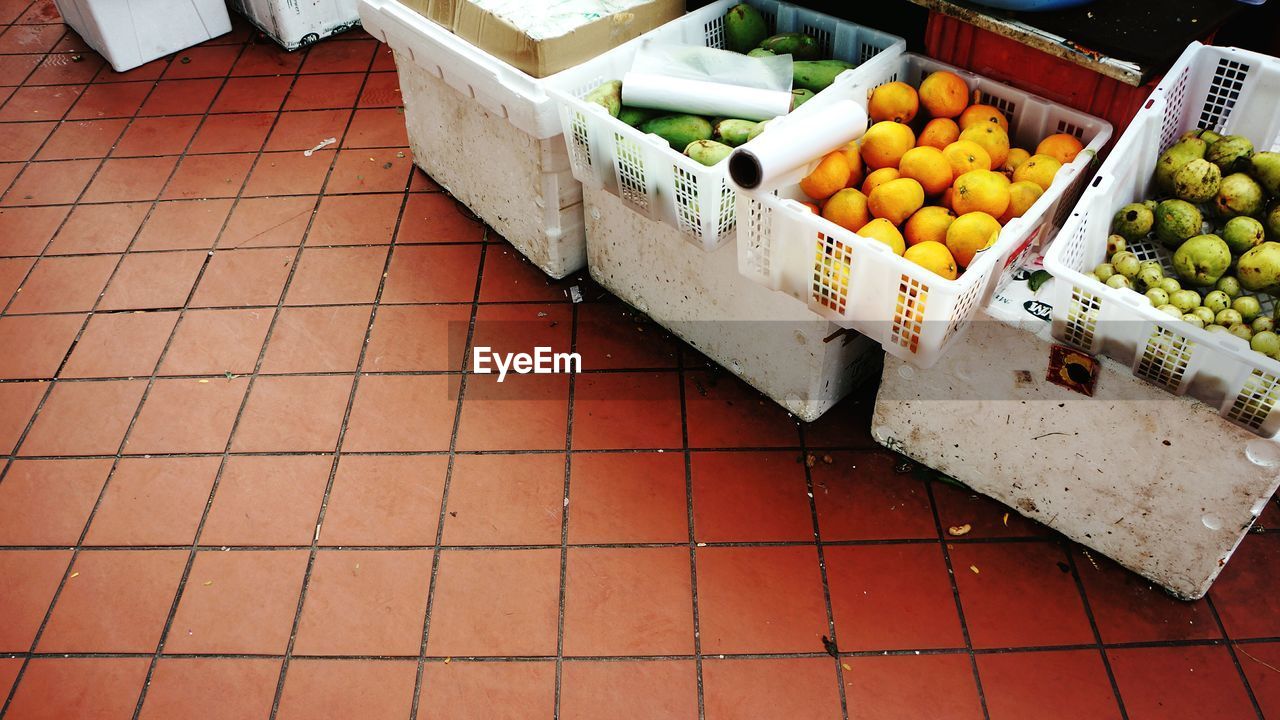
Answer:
[[861, 167, 901, 196], [946, 211, 1002, 268], [958, 123, 1010, 168], [868, 81, 919, 124], [799, 150, 852, 201], [1035, 133, 1085, 164], [941, 140, 991, 181], [1002, 148, 1031, 175], [918, 70, 969, 118], [952, 169, 1011, 218], [897, 146, 952, 196], [858, 218, 905, 255], [860, 121, 916, 170], [917, 118, 959, 150], [904, 240, 958, 280], [940, 187, 955, 211], [957, 104, 1009, 132], [1012, 153, 1063, 191], [868, 177, 926, 226], [840, 142, 865, 189], [799, 201, 820, 214], [904, 206, 956, 247], [999, 180, 1044, 224], [821, 188, 871, 232]]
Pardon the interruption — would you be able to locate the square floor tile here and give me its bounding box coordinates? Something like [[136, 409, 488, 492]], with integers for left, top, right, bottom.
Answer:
[[1076, 549, 1220, 643], [691, 451, 813, 542], [61, 311, 178, 378], [28, 52, 102, 84], [191, 247, 296, 307], [320, 455, 447, 546], [0, 314, 84, 379], [381, 244, 481, 303], [98, 251, 206, 310], [84, 456, 219, 546], [265, 109, 352, 151], [0, 382, 45, 453], [1210, 533, 1280, 639], [363, 304, 470, 372], [560, 660, 697, 720], [242, 150, 333, 197], [696, 546, 829, 654], [284, 245, 386, 304], [0, 206, 68, 255], [127, 377, 249, 454], [442, 454, 565, 546], [44, 202, 149, 255], [294, 550, 432, 655], [232, 41, 304, 76], [0, 256, 31, 306], [801, 385, 877, 450], [326, 147, 412, 194], [419, 661, 556, 720], [260, 305, 370, 373], [0, 24, 64, 53], [37, 118, 127, 160], [188, 112, 274, 154], [0, 550, 73, 651], [573, 302, 680, 371], [161, 153, 256, 200], [344, 107, 408, 148], [309, 192, 402, 246], [6, 657, 150, 720], [302, 40, 376, 74], [342, 374, 458, 451], [211, 75, 292, 113], [39, 549, 187, 652], [111, 115, 202, 157], [232, 374, 353, 452], [134, 198, 233, 251], [0, 120, 53, 162], [138, 78, 221, 116], [1108, 645, 1256, 720], [140, 658, 281, 720], [563, 547, 694, 656], [932, 482, 1051, 539], [201, 455, 332, 546], [80, 156, 177, 203], [426, 548, 560, 656], [950, 542, 1095, 649], [568, 452, 689, 544], [468, 303, 572, 365], [0, 82, 76, 121], [978, 649, 1122, 720], [844, 654, 984, 720], [220, 195, 315, 249], [0, 52, 40, 83], [167, 550, 309, 653], [572, 372, 683, 450], [0, 658, 21, 707], [703, 657, 842, 720], [159, 308, 273, 375], [358, 71, 400, 107], [21, 379, 146, 456], [812, 451, 937, 541], [8, 254, 118, 313], [454, 374, 569, 451], [285, 73, 364, 110], [478, 244, 573, 302], [827, 544, 965, 651], [277, 659, 418, 720], [163, 45, 240, 80], [684, 372, 800, 448], [66, 81, 143, 120], [0, 458, 110, 545], [1239, 642, 1280, 719]]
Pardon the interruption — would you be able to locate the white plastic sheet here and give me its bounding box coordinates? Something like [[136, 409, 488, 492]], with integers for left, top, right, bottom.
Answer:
[[620, 41, 794, 121]]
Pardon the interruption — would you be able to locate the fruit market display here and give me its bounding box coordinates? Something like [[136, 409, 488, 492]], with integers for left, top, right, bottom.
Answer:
[[794, 70, 1084, 281], [580, 3, 857, 168], [1083, 132, 1280, 358]]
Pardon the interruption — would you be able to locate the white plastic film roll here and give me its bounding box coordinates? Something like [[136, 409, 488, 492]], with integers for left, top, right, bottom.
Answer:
[[620, 71, 792, 122], [727, 99, 868, 190]]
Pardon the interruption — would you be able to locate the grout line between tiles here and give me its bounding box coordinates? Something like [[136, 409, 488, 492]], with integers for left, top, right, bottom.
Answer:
[[674, 342, 706, 719], [1064, 549, 1132, 720], [551, 295, 579, 720], [1204, 594, 1267, 719]]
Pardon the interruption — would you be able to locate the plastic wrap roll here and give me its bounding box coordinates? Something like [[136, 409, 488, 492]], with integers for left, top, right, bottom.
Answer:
[[620, 71, 792, 121], [727, 99, 868, 190]]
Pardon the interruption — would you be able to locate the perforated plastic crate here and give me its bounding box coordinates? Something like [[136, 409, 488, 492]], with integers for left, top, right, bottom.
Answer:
[[546, 0, 905, 251], [1043, 43, 1280, 437], [737, 53, 1112, 368]]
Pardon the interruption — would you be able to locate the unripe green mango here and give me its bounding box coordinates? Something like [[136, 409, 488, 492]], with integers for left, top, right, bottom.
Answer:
[[640, 115, 714, 151], [685, 139, 734, 167], [793, 60, 855, 93], [759, 32, 820, 60]]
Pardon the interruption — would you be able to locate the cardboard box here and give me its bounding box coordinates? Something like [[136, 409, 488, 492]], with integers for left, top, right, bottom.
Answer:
[[398, 0, 684, 77]]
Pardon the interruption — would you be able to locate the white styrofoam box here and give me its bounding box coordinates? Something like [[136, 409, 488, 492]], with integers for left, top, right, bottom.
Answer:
[[398, 53, 585, 278], [53, 0, 231, 72], [547, 0, 905, 251], [873, 306, 1280, 600], [230, 0, 361, 51], [360, 0, 563, 139], [1043, 43, 1280, 437], [738, 53, 1112, 369], [583, 183, 881, 421]]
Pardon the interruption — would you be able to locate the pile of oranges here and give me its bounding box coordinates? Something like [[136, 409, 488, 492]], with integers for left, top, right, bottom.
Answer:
[[796, 70, 1084, 281]]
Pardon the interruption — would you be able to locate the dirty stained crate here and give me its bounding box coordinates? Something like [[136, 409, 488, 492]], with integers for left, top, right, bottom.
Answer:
[[230, 0, 362, 50]]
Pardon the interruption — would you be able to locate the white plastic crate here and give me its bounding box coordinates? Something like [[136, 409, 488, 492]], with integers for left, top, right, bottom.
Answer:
[[1043, 42, 1280, 438], [736, 53, 1112, 369], [547, 0, 905, 251], [53, 0, 231, 72], [231, 0, 361, 50]]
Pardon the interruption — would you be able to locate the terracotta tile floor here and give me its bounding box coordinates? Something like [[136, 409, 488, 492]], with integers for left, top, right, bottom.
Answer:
[[1, 1, 1280, 718]]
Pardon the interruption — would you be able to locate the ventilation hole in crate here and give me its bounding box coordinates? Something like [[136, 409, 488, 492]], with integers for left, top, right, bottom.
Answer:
[[760, 7, 777, 34], [704, 16, 725, 50], [1127, 237, 1172, 273], [1159, 66, 1191, 152], [811, 232, 854, 316], [673, 163, 700, 236], [569, 112, 591, 170], [857, 41, 878, 65], [744, 199, 772, 280], [1055, 120, 1084, 139], [1052, 172, 1088, 229], [1199, 57, 1250, 132], [980, 93, 1018, 135], [1135, 326, 1193, 392], [1064, 288, 1100, 349], [942, 276, 982, 348], [1228, 369, 1280, 431], [716, 184, 736, 240], [1059, 217, 1088, 273], [802, 23, 834, 56], [614, 133, 649, 211], [892, 275, 927, 354]]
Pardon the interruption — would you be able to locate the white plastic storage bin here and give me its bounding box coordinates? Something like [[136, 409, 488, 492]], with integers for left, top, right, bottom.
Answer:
[[1043, 43, 1280, 438], [548, 0, 905, 251], [737, 53, 1111, 369], [53, 0, 231, 72], [230, 0, 361, 50]]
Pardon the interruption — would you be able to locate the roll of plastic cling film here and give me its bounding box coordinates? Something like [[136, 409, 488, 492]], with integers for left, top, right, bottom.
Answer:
[[620, 72, 793, 121], [727, 99, 868, 190]]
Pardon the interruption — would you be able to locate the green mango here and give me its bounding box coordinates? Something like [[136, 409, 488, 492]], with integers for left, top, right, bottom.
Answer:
[[759, 32, 820, 60], [1223, 216, 1266, 255], [1153, 137, 1207, 194], [1173, 158, 1221, 203], [1215, 173, 1264, 218], [640, 114, 714, 151], [1237, 242, 1280, 293], [618, 106, 660, 128], [1154, 199, 1203, 249], [1173, 234, 1232, 287], [793, 60, 855, 93], [746, 48, 776, 58], [1266, 201, 1280, 241], [747, 119, 770, 141], [684, 139, 734, 167], [1111, 202, 1153, 241], [584, 80, 621, 118], [724, 3, 769, 54], [715, 119, 760, 147], [1205, 135, 1254, 174], [1250, 151, 1280, 197], [790, 88, 815, 109]]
